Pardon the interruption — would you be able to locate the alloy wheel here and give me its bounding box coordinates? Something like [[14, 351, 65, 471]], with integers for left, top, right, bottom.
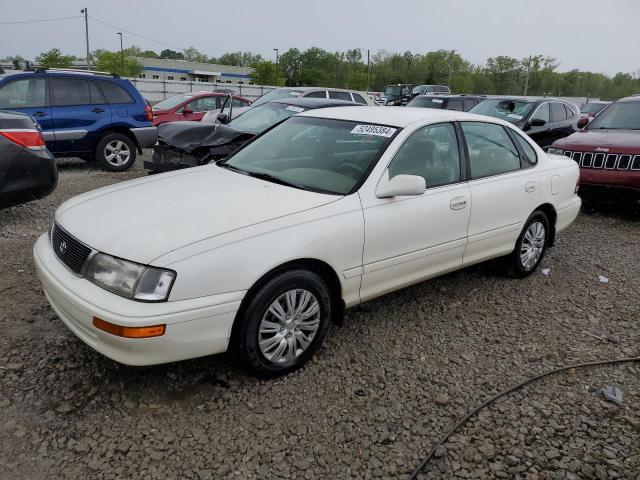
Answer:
[[104, 140, 131, 167], [519, 221, 546, 270]]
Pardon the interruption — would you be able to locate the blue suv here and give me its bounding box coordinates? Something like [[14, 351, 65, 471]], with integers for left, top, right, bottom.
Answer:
[[0, 69, 156, 171]]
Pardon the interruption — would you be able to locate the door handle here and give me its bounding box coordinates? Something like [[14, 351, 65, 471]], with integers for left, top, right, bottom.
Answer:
[[92, 107, 105, 113], [33, 111, 48, 117], [450, 196, 467, 210], [525, 181, 537, 193]]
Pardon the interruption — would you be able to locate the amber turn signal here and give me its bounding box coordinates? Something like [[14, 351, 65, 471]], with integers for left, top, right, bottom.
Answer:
[[93, 317, 165, 338]]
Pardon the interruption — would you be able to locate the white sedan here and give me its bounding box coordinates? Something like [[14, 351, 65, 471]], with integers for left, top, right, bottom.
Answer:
[[34, 107, 581, 377]]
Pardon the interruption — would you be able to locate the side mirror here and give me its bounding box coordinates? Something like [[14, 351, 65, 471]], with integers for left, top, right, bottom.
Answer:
[[182, 107, 193, 115], [577, 117, 589, 129], [376, 173, 426, 198], [530, 118, 546, 127], [216, 112, 230, 124]]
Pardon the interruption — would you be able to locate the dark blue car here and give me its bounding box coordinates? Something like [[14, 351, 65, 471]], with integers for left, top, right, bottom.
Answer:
[[0, 69, 156, 171]]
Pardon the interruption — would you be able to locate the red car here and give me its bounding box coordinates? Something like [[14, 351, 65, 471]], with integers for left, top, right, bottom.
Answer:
[[550, 96, 640, 199], [151, 92, 250, 126], [577, 100, 611, 128]]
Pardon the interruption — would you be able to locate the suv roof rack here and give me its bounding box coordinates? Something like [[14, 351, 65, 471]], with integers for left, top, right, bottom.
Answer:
[[30, 67, 120, 78]]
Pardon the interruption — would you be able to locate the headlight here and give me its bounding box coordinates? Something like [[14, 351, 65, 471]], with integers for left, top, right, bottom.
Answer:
[[84, 253, 176, 302]]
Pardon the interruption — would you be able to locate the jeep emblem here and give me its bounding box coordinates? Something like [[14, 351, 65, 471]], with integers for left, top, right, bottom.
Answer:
[[595, 147, 610, 153]]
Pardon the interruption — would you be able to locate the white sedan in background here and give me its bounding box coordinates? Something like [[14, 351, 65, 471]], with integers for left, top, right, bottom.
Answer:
[[34, 107, 581, 377]]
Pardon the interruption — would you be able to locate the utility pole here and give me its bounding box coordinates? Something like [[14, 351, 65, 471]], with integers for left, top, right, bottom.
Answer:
[[117, 32, 123, 70], [80, 8, 90, 71], [273, 48, 279, 86], [448, 49, 457, 89], [523, 56, 531, 96], [366, 49, 370, 93]]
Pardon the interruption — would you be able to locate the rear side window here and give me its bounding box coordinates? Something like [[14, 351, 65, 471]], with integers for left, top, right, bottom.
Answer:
[[96, 80, 134, 104], [232, 97, 247, 107], [511, 131, 538, 166], [551, 102, 567, 122], [352, 93, 368, 104], [462, 99, 477, 111], [329, 90, 352, 101], [447, 99, 463, 111], [88, 81, 106, 104], [461, 122, 521, 179], [564, 104, 575, 118], [304, 91, 327, 99], [0, 77, 46, 108], [51, 78, 91, 106]]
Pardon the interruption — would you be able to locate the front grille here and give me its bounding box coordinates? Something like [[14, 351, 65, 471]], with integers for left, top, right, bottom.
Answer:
[[555, 150, 640, 171], [51, 223, 92, 274]]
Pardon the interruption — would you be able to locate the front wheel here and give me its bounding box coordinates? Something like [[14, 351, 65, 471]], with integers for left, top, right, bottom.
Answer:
[[505, 211, 549, 277], [96, 133, 137, 172], [233, 270, 332, 378]]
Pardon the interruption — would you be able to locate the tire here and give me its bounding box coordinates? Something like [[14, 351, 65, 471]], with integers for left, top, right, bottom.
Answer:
[[233, 270, 332, 378], [95, 133, 137, 172], [505, 211, 550, 278]]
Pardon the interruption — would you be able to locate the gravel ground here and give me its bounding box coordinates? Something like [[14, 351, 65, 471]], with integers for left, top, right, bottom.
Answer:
[[0, 153, 639, 480]]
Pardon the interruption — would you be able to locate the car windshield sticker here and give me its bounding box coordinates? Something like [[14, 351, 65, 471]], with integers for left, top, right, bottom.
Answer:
[[350, 124, 397, 137], [508, 113, 523, 120], [286, 106, 305, 113], [289, 92, 301, 96], [432, 99, 444, 103]]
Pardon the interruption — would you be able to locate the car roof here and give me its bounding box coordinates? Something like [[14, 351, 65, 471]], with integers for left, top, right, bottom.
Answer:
[[417, 94, 485, 99], [271, 97, 357, 108], [617, 96, 640, 103], [276, 86, 358, 93], [297, 105, 492, 127]]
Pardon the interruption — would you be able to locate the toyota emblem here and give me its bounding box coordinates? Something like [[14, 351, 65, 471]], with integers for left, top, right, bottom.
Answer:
[[59, 240, 67, 255]]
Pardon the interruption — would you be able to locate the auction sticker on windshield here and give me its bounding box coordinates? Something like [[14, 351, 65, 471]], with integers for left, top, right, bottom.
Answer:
[[351, 125, 397, 137], [508, 113, 523, 120], [286, 106, 305, 113]]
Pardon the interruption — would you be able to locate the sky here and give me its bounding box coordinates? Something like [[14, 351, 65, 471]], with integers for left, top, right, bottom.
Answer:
[[2, 0, 639, 75]]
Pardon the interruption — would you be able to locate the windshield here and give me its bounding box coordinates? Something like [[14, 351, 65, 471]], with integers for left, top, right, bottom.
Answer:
[[152, 94, 193, 110], [227, 102, 305, 134], [384, 85, 402, 96], [251, 88, 304, 107], [222, 116, 397, 195], [469, 99, 534, 124], [580, 103, 607, 114], [407, 97, 445, 109], [587, 101, 640, 130]]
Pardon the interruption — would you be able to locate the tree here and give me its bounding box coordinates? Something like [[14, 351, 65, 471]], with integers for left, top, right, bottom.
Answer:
[[159, 49, 184, 60], [183, 47, 207, 63], [94, 50, 141, 77], [250, 60, 277, 85], [217, 51, 263, 67], [36, 48, 73, 68]]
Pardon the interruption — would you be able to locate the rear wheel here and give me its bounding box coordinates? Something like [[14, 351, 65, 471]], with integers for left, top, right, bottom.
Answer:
[[233, 270, 332, 378], [505, 211, 549, 277], [96, 133, 137, 171]]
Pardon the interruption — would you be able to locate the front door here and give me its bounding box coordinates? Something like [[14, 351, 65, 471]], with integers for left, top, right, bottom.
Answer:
[[525, 102, 554, 148], [360, 122, 471, 301], [0, 76, 53, 141]]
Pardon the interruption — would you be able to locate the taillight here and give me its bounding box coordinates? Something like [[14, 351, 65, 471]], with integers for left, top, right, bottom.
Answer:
[[0, 129, 46, 150], [145, 104, 153, 122]]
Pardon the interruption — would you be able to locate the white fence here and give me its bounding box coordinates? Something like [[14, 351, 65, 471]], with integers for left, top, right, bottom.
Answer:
[[126, 78, 277, 104]]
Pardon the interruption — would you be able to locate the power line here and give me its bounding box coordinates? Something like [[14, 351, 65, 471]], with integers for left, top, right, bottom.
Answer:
[[89, 16, 186, 52], [0, 15, 83, 25]]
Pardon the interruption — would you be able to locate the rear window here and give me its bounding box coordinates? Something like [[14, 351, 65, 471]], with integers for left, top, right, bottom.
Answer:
[[51, 78, 91, 106], [96, 80, 134, 104], [407, 97, 445, 109]]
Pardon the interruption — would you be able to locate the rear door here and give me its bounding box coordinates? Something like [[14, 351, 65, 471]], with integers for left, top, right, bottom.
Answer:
[[49, 77, 112, 154], [549, 102, 575, 144], [460, 121, 540, 265], [0, 76, 53, 142]]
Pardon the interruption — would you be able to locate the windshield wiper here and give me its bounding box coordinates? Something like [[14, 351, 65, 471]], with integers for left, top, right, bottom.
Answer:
[[217, 162, 246, 173], [243, 171, 308, 190]]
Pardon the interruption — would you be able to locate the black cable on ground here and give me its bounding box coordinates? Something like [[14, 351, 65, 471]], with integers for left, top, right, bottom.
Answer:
[[407, 356, 640, 480]]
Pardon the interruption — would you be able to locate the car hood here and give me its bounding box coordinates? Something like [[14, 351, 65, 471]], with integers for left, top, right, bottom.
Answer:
[[55, 166, 339, 265], [157, 121, 253, 153], [553, 129, 640, 151]]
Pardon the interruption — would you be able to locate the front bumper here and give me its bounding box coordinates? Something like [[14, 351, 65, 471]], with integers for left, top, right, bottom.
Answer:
[[33, 234, 243, 366], [130, 126, 158, 149], [144, 144, 203, 172], [579, 169, 640, 198]]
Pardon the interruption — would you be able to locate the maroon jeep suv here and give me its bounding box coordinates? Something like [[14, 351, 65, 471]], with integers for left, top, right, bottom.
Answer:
[[549, 96, 640, 199]]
